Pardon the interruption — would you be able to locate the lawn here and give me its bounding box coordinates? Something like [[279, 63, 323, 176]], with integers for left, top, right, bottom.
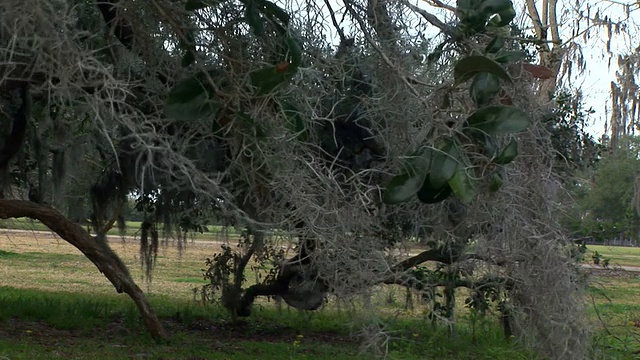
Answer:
[[0, 218, 240, 241], [0, 231, 637, 359], [586, 244, 640, 268]]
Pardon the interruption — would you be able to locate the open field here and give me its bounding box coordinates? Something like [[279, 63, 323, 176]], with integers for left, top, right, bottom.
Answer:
[[0, 231, 638, 358], [0, 218, 241, 241], [587, 244, 640, 268]]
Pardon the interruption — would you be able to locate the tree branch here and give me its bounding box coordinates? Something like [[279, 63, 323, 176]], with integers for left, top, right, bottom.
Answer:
[[525, 0, 550, 52], [95, 0, 135, 51], [548, 0, 561, 44], [421, 0, 456, 13], [404, 1, 457, 36], [323, 0, 348, 44], [391, 248, 521, 272], [384, 273, 515, 291], [0, 199, 169, 340]]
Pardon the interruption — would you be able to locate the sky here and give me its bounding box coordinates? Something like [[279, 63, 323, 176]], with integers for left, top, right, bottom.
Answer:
[[557, 0, 640, 138]]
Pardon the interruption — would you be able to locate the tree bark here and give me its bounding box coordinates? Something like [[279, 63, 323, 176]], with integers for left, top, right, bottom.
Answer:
[[525, 0, 565, 102], [0, 199, 169, 340]]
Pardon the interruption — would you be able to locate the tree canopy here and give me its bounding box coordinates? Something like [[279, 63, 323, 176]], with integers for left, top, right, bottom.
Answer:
[[0, 0, 638, 358]]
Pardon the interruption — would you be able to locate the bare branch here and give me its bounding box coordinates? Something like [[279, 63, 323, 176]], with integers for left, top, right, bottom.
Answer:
[[404, 1, 457, 36], [420, 0, 457, 12]]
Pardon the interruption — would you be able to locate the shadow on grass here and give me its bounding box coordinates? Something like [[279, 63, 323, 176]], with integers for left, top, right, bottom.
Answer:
[[0, 286, 540, 360]]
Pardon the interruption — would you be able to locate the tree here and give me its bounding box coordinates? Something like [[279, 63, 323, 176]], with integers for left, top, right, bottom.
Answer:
[[0, 0, 606, 358], [568, 136, 640, 244]]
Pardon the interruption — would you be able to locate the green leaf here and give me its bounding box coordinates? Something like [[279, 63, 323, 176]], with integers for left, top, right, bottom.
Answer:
[[494, 51, 525, 63], [384, 173, 426, 204], [280, 100, 307, 141], [495, 7, 516, 26], [417, 179, 452, 204], [470, 72, 500, 106], [237, 112, 267, 138], [456, 0, 487, 33], [479, 0, 515, 25], [250, 66, 291, 95], [457, 0, 515, 33], [285, 36, 303, 69], [466, 106, 531, 134], [185, 0, 223, 11], [179, 29, 197, 67], [489, 172, 503, 192], [493, 138, 518, 164], [181, 51, 196, 68], [429, 140, 459, 189], [448, 166, 475, 204], [441, 92, 451, 109], [454, 55, 511, 85], [480, 133, 499, 157], [165, 74, 217, 121], [485, 36, 504, 53], [383, 150, 431, 204], [246, 0, 265, 36], [256, 0, 290, 26]]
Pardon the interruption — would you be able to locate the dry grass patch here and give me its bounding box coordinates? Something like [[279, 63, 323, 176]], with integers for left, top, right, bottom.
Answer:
[[0, 230, 229, 300]]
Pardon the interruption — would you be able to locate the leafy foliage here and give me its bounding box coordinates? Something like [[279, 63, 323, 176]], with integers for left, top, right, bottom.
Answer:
[[0, 0, 597, 355], [568, 137, 640, 243], [454, 56, 511, 85], [466, 106, 531, 134], [383, 150, 431, 204], [545, 91, 602, 174]]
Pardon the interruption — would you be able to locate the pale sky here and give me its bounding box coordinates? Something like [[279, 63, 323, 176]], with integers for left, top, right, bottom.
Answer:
[[558, 0, 640, 138]]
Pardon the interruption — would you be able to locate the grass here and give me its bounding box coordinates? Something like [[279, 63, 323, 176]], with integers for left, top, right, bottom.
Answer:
[[0, 232, 638, 358], [0, 288, 534, 360], [586, 244, 640, 268], [0, 218, 241, 240]]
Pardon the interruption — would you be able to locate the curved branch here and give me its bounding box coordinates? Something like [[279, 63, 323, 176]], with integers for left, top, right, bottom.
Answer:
[[236, 271, 294, 317], [392, 248, 522, 272], [404, 1, 457, 36], [392, 248, 456, 271], [0, 199, 169, 340], [235, 248, 517, 316]]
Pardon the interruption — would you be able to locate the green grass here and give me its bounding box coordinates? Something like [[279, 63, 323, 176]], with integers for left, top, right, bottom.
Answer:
[[0, 243, 533, 360], [1, 235, 639, 359], [586, 245, 640, 267], [586, 274, 640, 358], [0, 287, 536, 359], [0, 339, 361, 360]]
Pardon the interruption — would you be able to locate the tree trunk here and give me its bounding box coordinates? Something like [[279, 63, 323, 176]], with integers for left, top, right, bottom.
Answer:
[[525, 0, 565, 103], [0, 199, 169, 340]]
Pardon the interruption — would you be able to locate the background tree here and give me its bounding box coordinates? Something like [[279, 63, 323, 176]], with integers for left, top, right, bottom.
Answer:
[[565, 136, 640, 245]]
